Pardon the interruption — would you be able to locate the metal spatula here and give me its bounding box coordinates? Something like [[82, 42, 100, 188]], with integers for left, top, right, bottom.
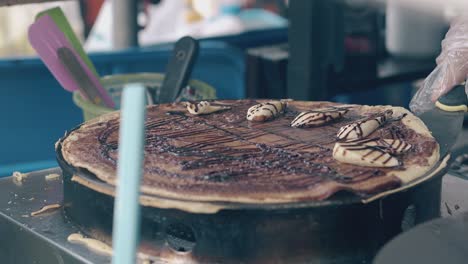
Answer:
[[417, 84, 468, 157], [36, 7, 100, 78]]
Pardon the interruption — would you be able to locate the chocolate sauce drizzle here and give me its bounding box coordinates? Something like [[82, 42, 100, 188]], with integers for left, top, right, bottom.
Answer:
[[337, 142, 398, 166], [246, 101, 285, 120], [82, 100, 429, 200], [337, 110, 393, 140], [95, 102, 360, 187], [291, 107, 349, 128]]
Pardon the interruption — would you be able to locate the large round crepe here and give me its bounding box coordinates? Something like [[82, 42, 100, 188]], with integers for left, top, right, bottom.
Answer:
[[60, 100, 439, 203]]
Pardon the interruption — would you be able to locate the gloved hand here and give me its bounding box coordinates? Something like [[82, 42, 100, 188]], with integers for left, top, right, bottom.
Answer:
[[410, 16, 468, 114]]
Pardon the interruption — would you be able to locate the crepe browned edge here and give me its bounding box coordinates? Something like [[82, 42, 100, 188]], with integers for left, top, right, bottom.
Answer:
[[67, 155, 449, 214], [60, 100, 439, 205]]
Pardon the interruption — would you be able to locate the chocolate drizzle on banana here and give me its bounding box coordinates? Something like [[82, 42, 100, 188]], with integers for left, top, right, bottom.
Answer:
[[333, 141, 401, 167], [333, 110, 412, 167], [186, 101, 230, 115], [365, 139, 412, 155], [337, 110, 393, 140], [291, 107, 349, 128], [246, 101, 286, 122]]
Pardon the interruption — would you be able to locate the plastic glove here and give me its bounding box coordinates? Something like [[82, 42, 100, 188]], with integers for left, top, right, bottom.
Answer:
[[410, 16, 468, 114]]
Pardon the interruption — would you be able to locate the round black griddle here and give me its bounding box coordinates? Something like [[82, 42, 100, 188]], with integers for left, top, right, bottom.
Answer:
[[56, 132, 450, 264]]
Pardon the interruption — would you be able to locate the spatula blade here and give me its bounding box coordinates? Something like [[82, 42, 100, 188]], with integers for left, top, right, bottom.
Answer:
[[36, 7, 100, 78], [28, 15, 115, 108], [418, 110, 465, 157], [28, 15, 80, 93]]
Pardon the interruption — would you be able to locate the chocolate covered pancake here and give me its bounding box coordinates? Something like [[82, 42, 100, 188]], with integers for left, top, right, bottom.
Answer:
[[60, 100, 439, 203]]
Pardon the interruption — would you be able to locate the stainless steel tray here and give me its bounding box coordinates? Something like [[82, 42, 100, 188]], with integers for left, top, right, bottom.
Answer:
[[0, 168, 109, 264], [0, 167, 466, 264]]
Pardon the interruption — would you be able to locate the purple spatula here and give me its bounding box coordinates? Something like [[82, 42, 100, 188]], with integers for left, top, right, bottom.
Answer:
[[28, 14, 115, 108]]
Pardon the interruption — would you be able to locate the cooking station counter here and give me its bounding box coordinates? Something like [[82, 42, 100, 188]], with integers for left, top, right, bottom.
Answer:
[[0, 168, 109, 264], [0, 167, 467, 264]]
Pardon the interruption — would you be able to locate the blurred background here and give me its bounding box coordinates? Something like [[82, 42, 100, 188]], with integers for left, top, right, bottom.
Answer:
[[0, 0, 289, 56], [0, 0, 466, 175]]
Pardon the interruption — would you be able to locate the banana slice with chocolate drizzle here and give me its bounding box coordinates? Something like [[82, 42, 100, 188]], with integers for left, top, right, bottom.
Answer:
[[337, 110, 393, 140], [333, 137, 411, 167], [186, 101, 231, 115], [247, 101, 286, 122], [333, 141, 401, 167], [291, 107, 349, 128]]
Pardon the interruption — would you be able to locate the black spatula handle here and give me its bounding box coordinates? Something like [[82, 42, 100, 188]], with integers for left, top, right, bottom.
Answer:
[[159, 36, 199, 103]]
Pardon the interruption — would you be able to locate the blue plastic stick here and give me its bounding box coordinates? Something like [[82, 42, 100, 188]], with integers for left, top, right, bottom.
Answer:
[[112, 84, 147, 264]]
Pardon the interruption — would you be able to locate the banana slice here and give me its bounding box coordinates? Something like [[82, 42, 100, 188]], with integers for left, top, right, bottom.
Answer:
[[291, 107, 349, 128], [247, 101, 286, 122], [186, 101, 230, 115], [333, 141, 401, 167], [337, 110, 393, 140]]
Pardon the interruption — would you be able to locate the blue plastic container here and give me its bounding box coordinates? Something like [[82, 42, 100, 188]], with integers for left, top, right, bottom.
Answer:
[[0, 41, 245, 176]]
